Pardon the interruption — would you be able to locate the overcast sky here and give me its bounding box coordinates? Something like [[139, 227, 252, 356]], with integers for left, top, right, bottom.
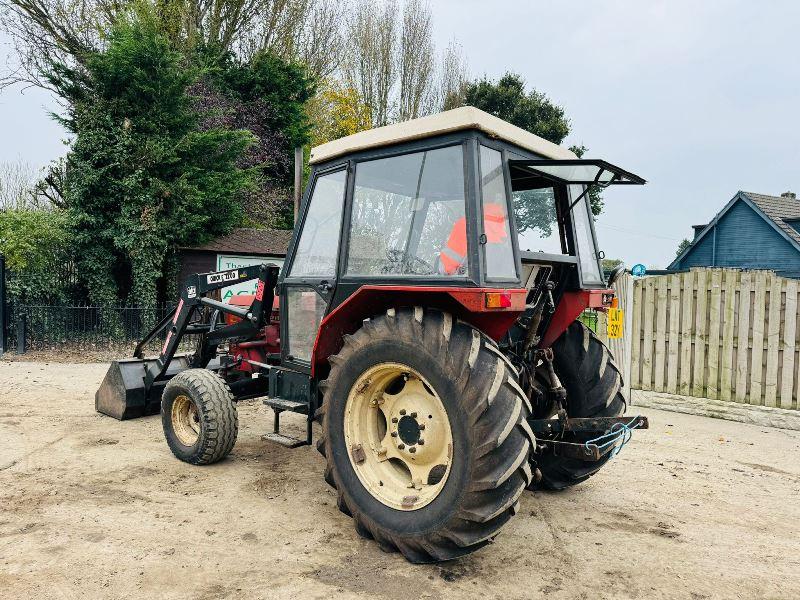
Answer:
[[2, 1, 799, 268]]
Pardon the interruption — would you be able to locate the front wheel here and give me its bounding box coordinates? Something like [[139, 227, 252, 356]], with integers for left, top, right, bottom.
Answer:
[[317, 308, 534, 563], [161, 369, 238, 465]]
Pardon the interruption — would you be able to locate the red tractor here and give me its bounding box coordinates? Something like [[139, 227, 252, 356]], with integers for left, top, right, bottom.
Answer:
[[97, 107, 648, 562]]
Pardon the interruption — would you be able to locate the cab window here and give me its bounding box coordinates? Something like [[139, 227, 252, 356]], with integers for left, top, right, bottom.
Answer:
[[479, 146, 516, 279], [289, 169, 347, 277], [346, 145, 467, 276]]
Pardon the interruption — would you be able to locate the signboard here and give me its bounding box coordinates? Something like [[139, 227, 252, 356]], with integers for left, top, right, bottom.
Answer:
[[631, 263, 647, 277], [216, 255, 284, 303], [607, 307, 624, 339]]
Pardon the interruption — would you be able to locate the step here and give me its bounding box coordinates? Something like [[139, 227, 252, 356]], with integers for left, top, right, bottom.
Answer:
[[261, 432, 308, 448], [263, 397, 308, 414]]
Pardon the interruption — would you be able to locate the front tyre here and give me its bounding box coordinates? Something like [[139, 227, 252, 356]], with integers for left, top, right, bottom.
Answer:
[[161, 369, 238, 465], [317, 308, 534, 563]]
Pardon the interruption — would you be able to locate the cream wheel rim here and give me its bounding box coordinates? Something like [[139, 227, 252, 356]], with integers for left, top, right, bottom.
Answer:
[[343, 362, 453, 511], [172, 394, 201, 446]]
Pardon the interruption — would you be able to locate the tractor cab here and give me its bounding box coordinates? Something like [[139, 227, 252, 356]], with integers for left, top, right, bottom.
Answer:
[[281, 106, 645, 371]]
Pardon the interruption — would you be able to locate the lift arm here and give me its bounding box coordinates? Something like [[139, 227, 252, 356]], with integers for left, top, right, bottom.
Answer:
[[140, 263, 280, 391]]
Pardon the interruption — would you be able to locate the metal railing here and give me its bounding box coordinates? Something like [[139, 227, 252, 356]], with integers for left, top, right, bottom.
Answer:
[[8, 303, 198, 355]]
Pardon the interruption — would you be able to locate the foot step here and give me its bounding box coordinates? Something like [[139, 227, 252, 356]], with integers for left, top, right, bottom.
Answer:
[[263, 397, 308, 413], [262, 433, 308, 448]]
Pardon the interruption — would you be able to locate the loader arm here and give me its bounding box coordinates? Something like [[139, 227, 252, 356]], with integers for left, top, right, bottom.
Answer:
[[141, 263, 280, 391]]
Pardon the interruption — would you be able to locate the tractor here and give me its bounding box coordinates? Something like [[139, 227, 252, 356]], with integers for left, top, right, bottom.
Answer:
[[96, 106, 648, 563]]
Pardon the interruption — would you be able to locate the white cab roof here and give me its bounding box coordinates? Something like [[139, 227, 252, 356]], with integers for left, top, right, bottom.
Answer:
[[309, 106, 577, 165]]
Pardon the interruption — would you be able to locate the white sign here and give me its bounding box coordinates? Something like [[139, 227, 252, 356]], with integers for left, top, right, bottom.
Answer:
[[216, 254, 284, 303]]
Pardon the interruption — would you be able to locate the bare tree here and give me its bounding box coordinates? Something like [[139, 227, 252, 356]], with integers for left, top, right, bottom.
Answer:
[[342, 0, 398, 127], [397, 0, 434, 120], [0, 0, 346, 88], [437, 40, 468, 111], [0, 160, 44, 208]]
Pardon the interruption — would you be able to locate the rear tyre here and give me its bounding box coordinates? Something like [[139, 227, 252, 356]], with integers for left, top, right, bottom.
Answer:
[[531, 321, 625, 491], [316, 308, 534, 563], [162, 369, 238, 465]]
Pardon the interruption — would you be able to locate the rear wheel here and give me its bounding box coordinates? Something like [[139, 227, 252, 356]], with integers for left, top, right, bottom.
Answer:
[[530, 321, 625, 490], [317, 307, 534, 563], [162, 369, 238, 465]]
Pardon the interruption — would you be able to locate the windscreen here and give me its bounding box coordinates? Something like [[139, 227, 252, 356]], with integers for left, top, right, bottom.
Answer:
[[346, 146, 467, 276]]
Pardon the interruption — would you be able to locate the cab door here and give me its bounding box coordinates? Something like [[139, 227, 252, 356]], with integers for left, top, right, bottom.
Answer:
[[280, 166, 348, 371]]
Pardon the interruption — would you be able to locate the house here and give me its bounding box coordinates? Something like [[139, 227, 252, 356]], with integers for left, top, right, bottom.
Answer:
[[669, 191, 800, 278], [178, 228, 292, 302]]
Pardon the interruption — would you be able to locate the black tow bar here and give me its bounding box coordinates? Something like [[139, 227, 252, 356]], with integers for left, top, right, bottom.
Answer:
[[528, 413, 649, 462]]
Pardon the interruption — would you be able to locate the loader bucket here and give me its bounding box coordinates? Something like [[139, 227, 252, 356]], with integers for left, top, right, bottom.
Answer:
[[95, 355, 193, 420]]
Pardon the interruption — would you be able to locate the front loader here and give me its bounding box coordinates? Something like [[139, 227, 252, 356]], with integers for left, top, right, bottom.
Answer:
[[96, 106, 649, 562]]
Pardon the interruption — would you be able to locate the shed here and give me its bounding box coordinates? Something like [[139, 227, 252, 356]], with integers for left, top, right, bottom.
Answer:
[[178, 228, 292, 301]]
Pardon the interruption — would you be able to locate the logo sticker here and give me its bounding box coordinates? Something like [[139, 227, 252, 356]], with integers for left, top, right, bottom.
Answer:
[[187, 286, 197, 299], [207, 270, 239, 285]]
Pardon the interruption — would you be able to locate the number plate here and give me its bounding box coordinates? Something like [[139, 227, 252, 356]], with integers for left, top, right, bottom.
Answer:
[[607, 307, 623, 339]]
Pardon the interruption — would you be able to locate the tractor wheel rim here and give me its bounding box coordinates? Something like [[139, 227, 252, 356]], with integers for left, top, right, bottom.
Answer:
[[344, 362, 453, 511], [172, 394, 200, 446]]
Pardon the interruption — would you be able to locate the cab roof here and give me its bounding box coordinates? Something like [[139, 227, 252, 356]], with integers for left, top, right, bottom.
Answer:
[[309, 106, 578, 165]]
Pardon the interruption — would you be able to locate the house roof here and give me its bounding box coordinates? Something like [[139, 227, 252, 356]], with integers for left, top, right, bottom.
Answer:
[[743, 191, 800, 245], [309, 106, 577, 165], [181, 227, 292, 256], [669, 191, 800, 269]]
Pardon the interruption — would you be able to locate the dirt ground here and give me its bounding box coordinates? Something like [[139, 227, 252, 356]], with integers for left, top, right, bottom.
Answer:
[[1, 361, 799, 600]]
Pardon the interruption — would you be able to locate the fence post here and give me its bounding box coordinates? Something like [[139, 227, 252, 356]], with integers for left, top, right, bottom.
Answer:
[[16, 313, 26, 355], [0, 254, 5, 357]]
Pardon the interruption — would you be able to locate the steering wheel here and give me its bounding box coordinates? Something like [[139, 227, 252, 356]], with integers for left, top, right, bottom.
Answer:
[[382, 249, 434, 275]]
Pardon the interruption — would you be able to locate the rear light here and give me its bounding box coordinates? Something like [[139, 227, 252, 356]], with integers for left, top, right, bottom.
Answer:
[[485, 291, 512, 309], [611, 296, 619, 309]]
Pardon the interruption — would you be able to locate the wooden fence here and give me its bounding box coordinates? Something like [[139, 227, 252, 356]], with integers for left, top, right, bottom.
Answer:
[[627, 267, 799, 410]]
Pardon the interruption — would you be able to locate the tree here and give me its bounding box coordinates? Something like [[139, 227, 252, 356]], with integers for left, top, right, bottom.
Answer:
[[0, 160, 39, 209], [675, 238, 691, 257], [460, 72, 604, 240], [463, 73, 570, 144], [0, 0, 344, 88], [0, 208, 72, 303], [308, 79, 372, 146], [48, 12, 255, 307]]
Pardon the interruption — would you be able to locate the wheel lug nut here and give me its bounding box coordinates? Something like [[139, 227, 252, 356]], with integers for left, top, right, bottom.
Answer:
[[409, 447, 417, 453], [399, 409, 406, 415], [391, 417, 398, 423], [418, 439, 424, 445], [398, 444, 405, 450], [411, 412, 417, 418], [390, 431, 397, 437]]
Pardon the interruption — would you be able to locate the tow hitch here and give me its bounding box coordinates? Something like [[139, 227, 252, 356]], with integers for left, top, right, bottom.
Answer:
[[529, 412, 649, 461]]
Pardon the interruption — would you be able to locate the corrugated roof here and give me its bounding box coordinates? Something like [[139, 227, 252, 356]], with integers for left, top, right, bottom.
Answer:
[[742, 191, 800, 245], [181, 227, 292, 256]]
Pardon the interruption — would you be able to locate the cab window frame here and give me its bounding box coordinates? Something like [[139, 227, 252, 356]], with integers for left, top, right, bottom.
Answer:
[[339, 139, 474, 283]]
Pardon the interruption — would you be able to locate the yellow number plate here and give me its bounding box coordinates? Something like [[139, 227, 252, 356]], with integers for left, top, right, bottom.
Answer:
[[607, 308, 624, 339]]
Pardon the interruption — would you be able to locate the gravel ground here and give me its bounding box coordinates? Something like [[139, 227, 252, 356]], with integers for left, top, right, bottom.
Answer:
[[1, 360, 799, 600]]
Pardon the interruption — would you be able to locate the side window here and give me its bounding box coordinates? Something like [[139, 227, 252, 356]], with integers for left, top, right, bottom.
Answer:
[[285, 287, 327, 362], [289, 169, 347, 277], [347, 146, 467, 276], [479, 146, 516, 279], [569, 184, 604, 285], [512, 186, 564, 254]]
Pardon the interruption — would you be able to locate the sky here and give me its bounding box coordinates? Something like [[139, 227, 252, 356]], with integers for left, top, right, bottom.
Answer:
[[1, 1, 799, 268]]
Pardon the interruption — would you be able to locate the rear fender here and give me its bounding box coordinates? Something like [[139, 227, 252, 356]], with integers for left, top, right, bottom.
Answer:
[[541, 289, 614, 348], [310, 286, 526, 376]]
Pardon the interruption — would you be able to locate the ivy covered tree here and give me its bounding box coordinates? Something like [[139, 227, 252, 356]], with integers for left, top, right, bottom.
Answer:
[[48, 13, 256, 307]]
